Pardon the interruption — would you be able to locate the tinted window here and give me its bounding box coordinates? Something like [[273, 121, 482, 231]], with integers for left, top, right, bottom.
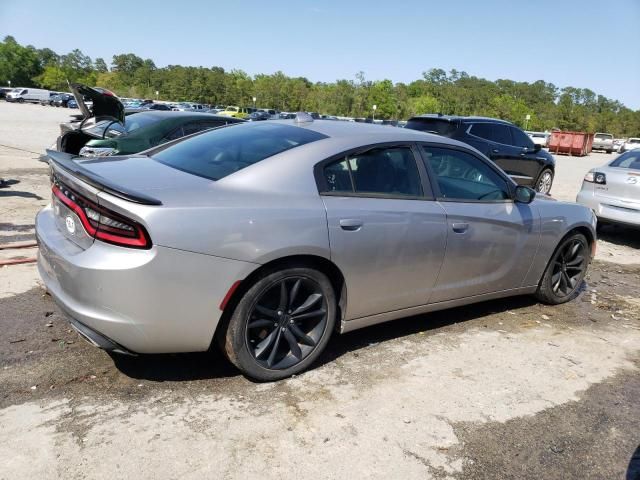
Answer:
[[324, 159, 352, 193], [470, 123, 511, 145], [420, 146, 510, 201], [610, 150, 640, 169], [405, 118, 457, 137], [323, 146, 422, 197], [510, 127, 534, 148], [152, 123, 327, 181]]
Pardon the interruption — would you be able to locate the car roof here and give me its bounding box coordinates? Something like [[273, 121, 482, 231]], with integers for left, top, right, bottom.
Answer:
[[265, 118, 449, 142], [409, 114, 514, 126]]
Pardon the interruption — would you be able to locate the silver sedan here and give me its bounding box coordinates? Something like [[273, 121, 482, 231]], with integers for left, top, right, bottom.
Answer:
[[577, 149, 640, 228], [36, 116, 596, 380]]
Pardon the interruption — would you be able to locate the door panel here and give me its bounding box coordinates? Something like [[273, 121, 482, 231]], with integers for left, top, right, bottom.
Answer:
[[430, 201, 539, 302], [323, 196, 447, 319]]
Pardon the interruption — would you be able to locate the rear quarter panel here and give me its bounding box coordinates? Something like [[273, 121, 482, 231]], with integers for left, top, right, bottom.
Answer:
[[523, 199, 596, 286]]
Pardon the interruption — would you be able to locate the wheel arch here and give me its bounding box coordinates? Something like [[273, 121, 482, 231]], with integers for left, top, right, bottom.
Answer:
[[212, 254, 347, 350]]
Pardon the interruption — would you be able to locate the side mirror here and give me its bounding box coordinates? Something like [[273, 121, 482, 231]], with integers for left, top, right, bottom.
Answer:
[[532, 144, 541, 152], [514, 185, 536, 204]]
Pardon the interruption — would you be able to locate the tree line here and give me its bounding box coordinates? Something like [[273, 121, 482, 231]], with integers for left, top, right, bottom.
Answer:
[[1, 35, 639, 136]]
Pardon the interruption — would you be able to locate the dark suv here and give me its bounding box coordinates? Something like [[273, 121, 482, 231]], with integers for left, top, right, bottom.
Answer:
[[405, 115, 556, 194]]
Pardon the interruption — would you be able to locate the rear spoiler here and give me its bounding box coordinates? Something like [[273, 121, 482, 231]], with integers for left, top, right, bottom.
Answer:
[[45, 149, 162, 206]]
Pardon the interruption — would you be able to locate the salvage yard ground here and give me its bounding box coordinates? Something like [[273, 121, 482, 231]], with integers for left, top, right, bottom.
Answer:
[[0, 102, 639, 479]]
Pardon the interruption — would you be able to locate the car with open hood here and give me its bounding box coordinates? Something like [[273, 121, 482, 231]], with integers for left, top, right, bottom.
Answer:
[[55, 83, 244, 157]]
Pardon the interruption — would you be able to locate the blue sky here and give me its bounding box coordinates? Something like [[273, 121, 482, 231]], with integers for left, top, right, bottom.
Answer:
[[2, 0, 639, 108]]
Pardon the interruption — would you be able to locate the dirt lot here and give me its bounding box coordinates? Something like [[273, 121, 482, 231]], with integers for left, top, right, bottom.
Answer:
[[1, 102, 639, 479]]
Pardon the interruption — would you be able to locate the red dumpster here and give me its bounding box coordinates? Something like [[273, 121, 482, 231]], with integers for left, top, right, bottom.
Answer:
[[549, 131, 594, 156]]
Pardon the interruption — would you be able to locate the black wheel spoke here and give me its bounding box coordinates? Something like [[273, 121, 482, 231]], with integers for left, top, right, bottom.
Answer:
[[551, 271, 562, 292], [255, 305, 278, 319], [255, 330, 278, 359], [289, 279, 301, 310], [266, 329, 283, 367], [293, 308, 326, 321], [248, 319, 275, 329], [278, 281, 288, 311], [566, 255, 584, 267], [290, 323, 316, 346], [283, 328, 302, 359], [292, 293, 323, 315]]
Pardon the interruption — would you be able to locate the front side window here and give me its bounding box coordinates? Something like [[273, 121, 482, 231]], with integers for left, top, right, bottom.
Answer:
[[322, 146, 422, 197], [153, 122, 327, 181], [420, 146, 511, 201]]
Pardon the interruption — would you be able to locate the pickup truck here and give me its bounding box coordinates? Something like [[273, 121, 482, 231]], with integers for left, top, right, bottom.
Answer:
[[592, 132, 614, 153]]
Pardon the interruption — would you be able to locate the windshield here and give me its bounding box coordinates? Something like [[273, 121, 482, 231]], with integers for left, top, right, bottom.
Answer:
[[610, 150, 640, 169], [595, 134, 613, 140], [152, 122, 327, 180], [629, 138, 640, 144]]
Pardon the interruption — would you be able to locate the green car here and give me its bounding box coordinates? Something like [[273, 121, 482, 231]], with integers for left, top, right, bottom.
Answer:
[[56, 83, 244, 157]]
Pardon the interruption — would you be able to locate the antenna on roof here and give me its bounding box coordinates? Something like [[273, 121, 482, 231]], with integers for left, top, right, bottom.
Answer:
[[294, 112, 314, 124]]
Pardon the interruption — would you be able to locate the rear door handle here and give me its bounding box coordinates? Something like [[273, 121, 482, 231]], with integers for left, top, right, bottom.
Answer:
[[452, 222, 469, 234], [492, 148, 500, 153], [339, 219, 363, 231]]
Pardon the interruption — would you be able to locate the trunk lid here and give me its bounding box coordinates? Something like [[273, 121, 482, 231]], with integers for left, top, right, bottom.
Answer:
[[595, 166, 640, 205], [69, 82, 125, 125]]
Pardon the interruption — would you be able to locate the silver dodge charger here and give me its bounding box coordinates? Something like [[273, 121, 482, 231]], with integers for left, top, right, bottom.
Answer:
[[577, 149, 640, 228], [37, 115, 596, 380]]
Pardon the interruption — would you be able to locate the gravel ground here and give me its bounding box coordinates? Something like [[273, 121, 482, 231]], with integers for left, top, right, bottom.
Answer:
[[0, 101, 639, 479]]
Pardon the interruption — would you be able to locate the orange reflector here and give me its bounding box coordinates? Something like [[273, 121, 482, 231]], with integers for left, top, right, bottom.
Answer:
[[219, 280, 242, 311]]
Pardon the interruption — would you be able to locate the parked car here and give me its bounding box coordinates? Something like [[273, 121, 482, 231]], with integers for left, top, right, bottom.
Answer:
[[592, 132, 615, 153], [140, 103, 172, 111], [405, 115, 556, 194], [6, 87, 51, 103], [67, 98, 78, 109], [246, 110, 271, 121], [279, 112, 295, 119], [217, 105, 250, 119], [53, 93, 74, 108], [55, 83, 244, 157], [40, 91, 60, 106], [577, 149, 640, 228], [526, 131, 550, 148], [620, 138, 640, 153], [37, 116, 595, 381], [0, 87, 12, 100]]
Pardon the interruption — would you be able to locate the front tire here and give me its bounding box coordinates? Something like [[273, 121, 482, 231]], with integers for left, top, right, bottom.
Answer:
[[535, 233, 589, 305], [535, 168, 554, 195], [223, 267, 336, 381]]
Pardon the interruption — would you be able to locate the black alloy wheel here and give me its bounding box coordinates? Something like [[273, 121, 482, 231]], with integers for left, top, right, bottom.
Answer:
[[535, 233, 589, 304], [222, 267, 336, 381], [246, 277, 328, 370]]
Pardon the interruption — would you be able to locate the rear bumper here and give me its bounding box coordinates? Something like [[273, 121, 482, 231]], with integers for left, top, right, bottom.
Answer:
[[36, 204, 258, 353], [576, 190, 640, 227]]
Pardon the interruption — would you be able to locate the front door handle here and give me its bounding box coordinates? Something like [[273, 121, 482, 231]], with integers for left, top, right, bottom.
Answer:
[[339, 219, 363, 231], [492, 148, 500, 154], [452, 222, 469, 234]]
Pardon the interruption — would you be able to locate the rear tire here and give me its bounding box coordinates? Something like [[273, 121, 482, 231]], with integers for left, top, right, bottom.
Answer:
[[222, 267, 336, 381], [535, 233, 589, 305], [535, 168, 554, 195]]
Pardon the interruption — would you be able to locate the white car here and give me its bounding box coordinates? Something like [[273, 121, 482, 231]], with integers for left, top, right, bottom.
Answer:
[[526, 131, 550, 148], [621, 138, 640, 153], [6, 87, 51, 103]]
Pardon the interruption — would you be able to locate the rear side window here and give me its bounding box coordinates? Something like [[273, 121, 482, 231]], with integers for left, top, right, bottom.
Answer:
[[470, 123, 512, 145], [323, 146, 422, 197], [152, 123, 327, 180], [610, 150, 640, 169], [405, 118, 457, 137]]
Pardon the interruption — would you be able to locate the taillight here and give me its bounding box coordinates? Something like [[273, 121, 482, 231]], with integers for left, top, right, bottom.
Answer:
[[584, 171, 606, 184], [52, 183, 151, 249]]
